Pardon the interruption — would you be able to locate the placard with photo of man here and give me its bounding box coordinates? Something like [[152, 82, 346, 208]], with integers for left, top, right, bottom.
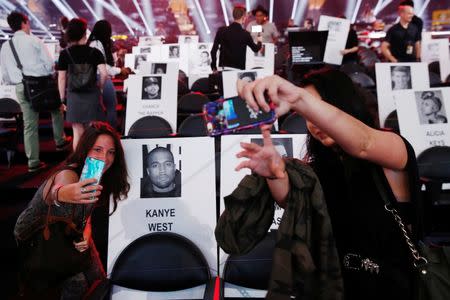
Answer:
[[141, 76, 162, 100], [140, 145, 182, 198]]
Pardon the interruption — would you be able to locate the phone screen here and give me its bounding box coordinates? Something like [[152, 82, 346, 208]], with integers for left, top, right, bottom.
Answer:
[[252, 25, 262, 33], [203, 96, 275, 136], [79, 157, 105, 185]]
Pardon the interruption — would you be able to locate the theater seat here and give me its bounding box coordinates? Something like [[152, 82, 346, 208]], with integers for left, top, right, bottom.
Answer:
[[417, 146, 450, 241], [109, 232, 216, 299], [221, 232, 276, 299], [178, 92, 210, 114], [0, 98, 22, 168], [127, 116, 173, 138], [178, 114, 207, 137], [383, 110, 399, 134]]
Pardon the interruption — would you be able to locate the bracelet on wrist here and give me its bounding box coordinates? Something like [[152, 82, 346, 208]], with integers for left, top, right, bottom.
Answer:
[[53, 185, 63, 207]]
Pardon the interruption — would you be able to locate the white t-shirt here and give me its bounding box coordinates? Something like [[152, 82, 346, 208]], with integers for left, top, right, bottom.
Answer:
[[246, 21, 280, 43]]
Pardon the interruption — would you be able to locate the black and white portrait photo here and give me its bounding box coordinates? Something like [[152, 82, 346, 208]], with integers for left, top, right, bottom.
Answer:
[[134, 54, 147, 70], [198, 50, 211, 67], [140, 145, 182, 198], [141, 76, 162, 100], [184, 36, 192, 43], [151, 63, 167, 74], [391, 65, 412, 90], [169, 45, 180, 58], [250, 137, 294, 158], [238, 71, 257, 83], [140, 47, 152, 54], [415, 90, 448, 125]]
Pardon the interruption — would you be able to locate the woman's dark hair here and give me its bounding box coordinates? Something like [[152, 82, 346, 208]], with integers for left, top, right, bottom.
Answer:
[[7, 11, 28, 32], [66, 18, 88, 42], [88, 20, 114, 66], [300, 68, 376, 164], [64, 122, 130, 215]]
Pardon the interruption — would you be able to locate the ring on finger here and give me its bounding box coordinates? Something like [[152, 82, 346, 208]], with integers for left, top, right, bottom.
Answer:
[[90, 196, 95, 201], [81, 187, 87, 193]]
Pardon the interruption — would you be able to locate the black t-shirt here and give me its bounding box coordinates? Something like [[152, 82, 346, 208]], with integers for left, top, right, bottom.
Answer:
[[384, 22, 420, 62], [58, 45, 105, 71]]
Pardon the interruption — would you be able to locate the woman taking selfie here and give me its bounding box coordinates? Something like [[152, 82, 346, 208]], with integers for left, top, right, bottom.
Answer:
[[15, 122, 130, 299]]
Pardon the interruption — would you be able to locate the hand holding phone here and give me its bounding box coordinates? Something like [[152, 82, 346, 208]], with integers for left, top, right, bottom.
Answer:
[[79, 157, 105, 186], [203, 96, 276, 136]]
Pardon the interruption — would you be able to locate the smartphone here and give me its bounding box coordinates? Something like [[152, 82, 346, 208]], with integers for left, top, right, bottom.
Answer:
[[79, 157, 105, 185], [251, 25, 263, 33], [203, 96, 276, 136]]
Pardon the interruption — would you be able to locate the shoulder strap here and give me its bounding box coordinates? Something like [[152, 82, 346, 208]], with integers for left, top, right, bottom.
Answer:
[[65, 48, 76, 65], [371, 166, 427, 268], [9, 39, 23, 72]]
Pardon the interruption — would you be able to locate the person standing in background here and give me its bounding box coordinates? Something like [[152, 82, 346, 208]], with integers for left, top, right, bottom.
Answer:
[[381, 2, 421, 62], [0, 11, 69, 172], [246, 5, 280, 44], [211, 5, 262, 71], [88, 20, 131, 130]]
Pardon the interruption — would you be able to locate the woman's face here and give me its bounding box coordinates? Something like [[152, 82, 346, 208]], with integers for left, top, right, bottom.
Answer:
[[200, 52, 209, 62], [87, 134, 116, 173], [421, 98, 439, 116], [304, 85, 336, 147]]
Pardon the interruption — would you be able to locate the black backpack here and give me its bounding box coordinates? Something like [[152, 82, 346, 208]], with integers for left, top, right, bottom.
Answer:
[[66, 48, 97, 92]]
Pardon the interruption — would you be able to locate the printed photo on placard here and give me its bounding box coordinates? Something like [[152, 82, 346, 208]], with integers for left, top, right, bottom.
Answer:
[[141, 76, 162, 100], [151, 63, 167, 74], [250, 137, 294, 158], [415, 90, 447, 125], [125, 74, 178, 133], [421, 38, 450, 82], [222, 69, 270, 99], [134, 54, 148, 71], [169, 45, 180, 58], [255, 44, 265, 57], [375, 62, 429, 127], [391, 65, 412, 90], [178, 35, 199, 44], [140, 46, 152, 54], [396, 88, 450, 157], [140, 144, 182, 198], [108, 137, 217, 299]]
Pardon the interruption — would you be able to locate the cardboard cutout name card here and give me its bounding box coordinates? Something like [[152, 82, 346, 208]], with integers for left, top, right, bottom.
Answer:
[[288, 30, 328, 65], [189, 43, 213, 75], [109, 137, 217, 299], [219, 133, 307, 297], [138, 35, 164, 46], [375, 62, 430, 127], [421, 38, 450, 83], [396, 88, 450, 157], [124, 73, 178, 134], [317, 15, 350, 65], [222, 69, 271, 99], [160, 43, 189, 74], [245, 43, 275, 74], [178, 35, 199, 44]]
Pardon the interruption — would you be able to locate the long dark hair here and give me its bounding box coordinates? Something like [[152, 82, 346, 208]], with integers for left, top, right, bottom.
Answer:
[[88, 20, 114, 66], [300, 68, 376, 165], [63, 122, 130, 215]]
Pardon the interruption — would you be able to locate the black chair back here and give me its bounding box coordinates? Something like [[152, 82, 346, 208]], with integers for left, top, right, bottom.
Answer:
[[127, 116, 173, 138], [178, 92, 210, 114], [111, 232, 212, 292], [178, 114, 207, 137]]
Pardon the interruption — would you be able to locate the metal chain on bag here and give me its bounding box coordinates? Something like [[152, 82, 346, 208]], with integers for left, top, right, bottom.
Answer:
[[384, 204, 428, 271]]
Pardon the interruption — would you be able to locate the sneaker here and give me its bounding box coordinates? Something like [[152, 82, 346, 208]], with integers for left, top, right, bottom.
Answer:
[[56, 137, 72, 151], [28, 162, 48, 173]]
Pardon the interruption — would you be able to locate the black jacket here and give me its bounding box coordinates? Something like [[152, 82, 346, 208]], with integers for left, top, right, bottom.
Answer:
[[210, 22, 262, 70]]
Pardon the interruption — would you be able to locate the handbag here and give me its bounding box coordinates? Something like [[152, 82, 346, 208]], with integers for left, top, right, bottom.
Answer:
[[18, 201, 92, 292], [9, 40, 61, 112], [371, 167, 450, 300], [66, 48, 97, 92]]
